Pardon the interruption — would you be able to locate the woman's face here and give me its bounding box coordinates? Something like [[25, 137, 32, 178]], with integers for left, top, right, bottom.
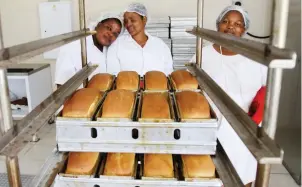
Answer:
[[124, 12, 147, 36], [95, 19, 122, 46], [218, 10, 246, 37]]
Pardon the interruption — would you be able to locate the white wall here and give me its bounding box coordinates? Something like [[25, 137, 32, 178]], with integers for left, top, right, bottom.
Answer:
[[0, 0, 274, 47], [0, 0, 274, 85]]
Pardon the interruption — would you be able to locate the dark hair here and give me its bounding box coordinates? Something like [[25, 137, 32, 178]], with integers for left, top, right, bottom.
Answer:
[[98, 18, 122, 28]]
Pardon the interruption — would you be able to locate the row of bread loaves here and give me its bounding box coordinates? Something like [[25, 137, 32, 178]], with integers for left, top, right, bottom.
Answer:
[[85, 69, 199, 91], [66, 152, 215, 178]]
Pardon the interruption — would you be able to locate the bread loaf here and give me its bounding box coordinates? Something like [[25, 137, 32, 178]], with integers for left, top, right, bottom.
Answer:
[[101, 90, 135, 118], [144, 154, 174, 178], [87, 73, 113, 91], [116, 71, 139, 90], [141, 93, 170, 119], [66, 152, 99, 175], [145, 71, 167, 90], [62, 88, 103, 118], [181, 155, 215, 178], [176, 91, 210, 119], [104, 153, 135, 176], [171, 70, 198, 90]]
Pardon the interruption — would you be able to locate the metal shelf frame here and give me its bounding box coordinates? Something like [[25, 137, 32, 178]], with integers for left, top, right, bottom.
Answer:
[[0, 0, 297, 187]]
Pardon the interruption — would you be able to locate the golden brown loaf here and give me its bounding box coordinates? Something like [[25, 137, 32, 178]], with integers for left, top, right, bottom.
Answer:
[[171, 70, 198, 90], [87, 73, 113, 91], [66, 152, 99, 175], [144, 154, 174, 178], [141, 93, 170, 119], [104, 153, 135, 176], [101, 90, 135, 118], [176, 91, 210, 119], [116, 71, 139, 90], [145, 71, 168, 90], [62, 88, 103, 118], [181, 155, 215, 178]]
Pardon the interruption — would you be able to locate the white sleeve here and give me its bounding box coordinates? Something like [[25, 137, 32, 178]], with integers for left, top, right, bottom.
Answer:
[[106, 40, 121, 75], [162, 44, 174, 75], [55, 46, 77, 85]]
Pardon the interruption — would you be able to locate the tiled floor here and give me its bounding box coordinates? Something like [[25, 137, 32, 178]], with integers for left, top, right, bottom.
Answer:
[[0, 123, 300, 187]]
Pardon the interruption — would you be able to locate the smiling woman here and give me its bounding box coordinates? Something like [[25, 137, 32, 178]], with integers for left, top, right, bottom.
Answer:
[[190, 5, 267, 187], [54, 13, 123, 87], [106, 3, 173, 76]]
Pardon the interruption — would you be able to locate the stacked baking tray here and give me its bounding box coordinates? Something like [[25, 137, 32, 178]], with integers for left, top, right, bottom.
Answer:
[[147, 17, 171, 50], [170, 17, 197, 70], [55, 75, 221, 186]]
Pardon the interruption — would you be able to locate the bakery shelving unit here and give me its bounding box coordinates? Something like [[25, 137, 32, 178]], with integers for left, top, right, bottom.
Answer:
[[0, 0, 297, 187]]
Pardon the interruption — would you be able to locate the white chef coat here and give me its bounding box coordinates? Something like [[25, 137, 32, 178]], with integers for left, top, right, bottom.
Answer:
[[106, 33, 173, 76], [191, 45, 267, 184], [55, 35, 107, 85]]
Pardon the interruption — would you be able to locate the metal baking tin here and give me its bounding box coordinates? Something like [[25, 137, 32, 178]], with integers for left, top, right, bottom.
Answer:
[[142, 75, 172, 92], [56, 91, 107, 121], [172, 91, 217, 123], [137, 91, 175, 123], [175, 154, 222, 184], [96, 91, 139, 122], [169, 75, 201, 92], [88, 75, 116, 92], [58, 152, 101, 179], [112, 74, 141, 91], [98, 153, 139, 180], [140, 154, 178, 181]]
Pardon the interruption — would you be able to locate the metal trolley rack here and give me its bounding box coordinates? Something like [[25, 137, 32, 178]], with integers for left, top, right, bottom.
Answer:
[[0, 0, 296, 186]]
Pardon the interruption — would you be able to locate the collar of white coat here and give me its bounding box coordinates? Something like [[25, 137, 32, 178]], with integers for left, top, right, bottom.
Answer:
[[125, 31, 153, 43], [86, 35, 108, 54]]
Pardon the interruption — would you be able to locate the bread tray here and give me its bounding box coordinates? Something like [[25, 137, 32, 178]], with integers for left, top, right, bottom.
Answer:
[[56, 92, 218, 154], [137, 91, 175, 123], [56, 92, 107, 121], [112, 74, 141, 91], [171, 91, 217, 123], [168, 75, 201, 92], [142, 75, 172, 92], [56, 90, 218, 154], [96, 91, 139, 122], [54, 153, 223, 187], [58, 153, 101, 179], [56, 119, 218, 154]]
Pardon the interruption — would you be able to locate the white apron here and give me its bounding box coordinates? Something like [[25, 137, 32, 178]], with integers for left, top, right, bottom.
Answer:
[[191, 45, 267, 184]]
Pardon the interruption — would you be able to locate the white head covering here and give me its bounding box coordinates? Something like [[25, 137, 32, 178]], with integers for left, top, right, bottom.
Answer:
[[216, 5, 250, 30], [88, 12, 124, 32], [125, 2, 148, 17]]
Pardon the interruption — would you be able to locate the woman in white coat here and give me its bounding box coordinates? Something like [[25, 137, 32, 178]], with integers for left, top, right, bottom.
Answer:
[[55, 13, 123, 87], [106, 3, 173, 76], [191, 6, 267, 187]]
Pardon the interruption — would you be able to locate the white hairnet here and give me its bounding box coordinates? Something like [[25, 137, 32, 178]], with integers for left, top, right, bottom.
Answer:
[[216, 5, 250, 30], [125, 2, 148, 17], [88, 12, 124, 32]]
